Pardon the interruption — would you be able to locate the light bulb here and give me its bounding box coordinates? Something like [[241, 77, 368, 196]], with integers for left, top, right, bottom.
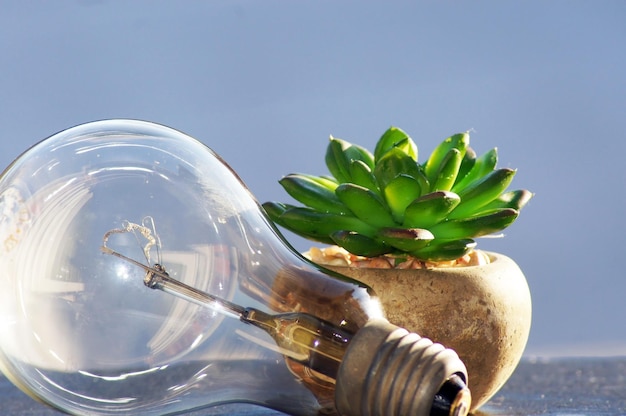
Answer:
[[0, 120, 471, 416]]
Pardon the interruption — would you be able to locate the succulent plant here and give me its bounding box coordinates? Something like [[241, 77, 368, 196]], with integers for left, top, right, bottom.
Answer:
[[263, 127, 532, 261]]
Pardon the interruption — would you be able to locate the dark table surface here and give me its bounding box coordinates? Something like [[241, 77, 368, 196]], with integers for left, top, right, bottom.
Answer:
[[1, 357, 625, 415]]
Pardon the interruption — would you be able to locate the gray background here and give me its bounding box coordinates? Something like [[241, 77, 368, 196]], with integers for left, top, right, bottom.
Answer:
[[1, 1, 624, 357]]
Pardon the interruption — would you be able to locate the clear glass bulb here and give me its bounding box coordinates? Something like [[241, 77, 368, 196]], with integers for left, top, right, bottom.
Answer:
[[0, 120, 471, 416]]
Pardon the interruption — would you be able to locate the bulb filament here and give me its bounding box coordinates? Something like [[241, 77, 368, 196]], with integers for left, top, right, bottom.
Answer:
[[101, 219, 353, 379]]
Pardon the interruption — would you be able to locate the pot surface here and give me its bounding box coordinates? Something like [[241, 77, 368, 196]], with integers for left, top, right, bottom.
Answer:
[[325, 251, 531, 411]]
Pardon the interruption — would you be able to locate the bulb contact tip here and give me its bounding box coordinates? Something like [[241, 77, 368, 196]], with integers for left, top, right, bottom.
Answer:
[[451, 387, 471, 416], [431, 374, 471, 416]]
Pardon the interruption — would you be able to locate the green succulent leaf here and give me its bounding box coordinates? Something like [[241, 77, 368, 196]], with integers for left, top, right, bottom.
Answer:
[[330, 230, 391, 257], [373, 147, 429, 192], [335, 183, 396, 227], [277, 206, 377, 243], [403, 191, 461, 228], [383, 174, 422, 223], [263, 202, 339, 244], [410, 239, 477, 261], [429, 208, 519, 240], [455, 147, 477, 187], [349, 159, 380, 193], [262, 201, 290, 219], [374, 127, 417, 162], [344, 142, 375, 170], [424, 133, 469, 186], [431, 148, 463, 192], [325, 137, 352, 183], [471, 189, 534, 216], [449, 168, 516, 219], [451, 147, 498, 193], [279, 174, 347, 215], [376, 227, 434, 252], [325, 136, 375, 184]]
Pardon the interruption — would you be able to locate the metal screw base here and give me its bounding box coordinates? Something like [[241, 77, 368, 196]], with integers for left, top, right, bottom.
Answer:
[[335, 319, 471, 416]]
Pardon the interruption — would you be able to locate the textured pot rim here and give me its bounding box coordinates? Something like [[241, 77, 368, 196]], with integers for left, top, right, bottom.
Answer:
[[314, 249, 514, 276]]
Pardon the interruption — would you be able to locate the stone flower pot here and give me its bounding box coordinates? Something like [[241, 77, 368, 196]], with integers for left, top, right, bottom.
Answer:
[[323, 251, 531, 411]]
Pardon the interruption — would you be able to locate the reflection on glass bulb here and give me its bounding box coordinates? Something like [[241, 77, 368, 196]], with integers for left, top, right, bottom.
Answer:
[[0, 120, 471, 416]]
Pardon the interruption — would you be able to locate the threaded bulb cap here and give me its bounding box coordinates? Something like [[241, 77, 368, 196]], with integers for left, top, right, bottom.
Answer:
[[335, 319, 471, 416]]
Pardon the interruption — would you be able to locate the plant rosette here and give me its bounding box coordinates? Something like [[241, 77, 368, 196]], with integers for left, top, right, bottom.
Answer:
[[263, 127, 533, 410]]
